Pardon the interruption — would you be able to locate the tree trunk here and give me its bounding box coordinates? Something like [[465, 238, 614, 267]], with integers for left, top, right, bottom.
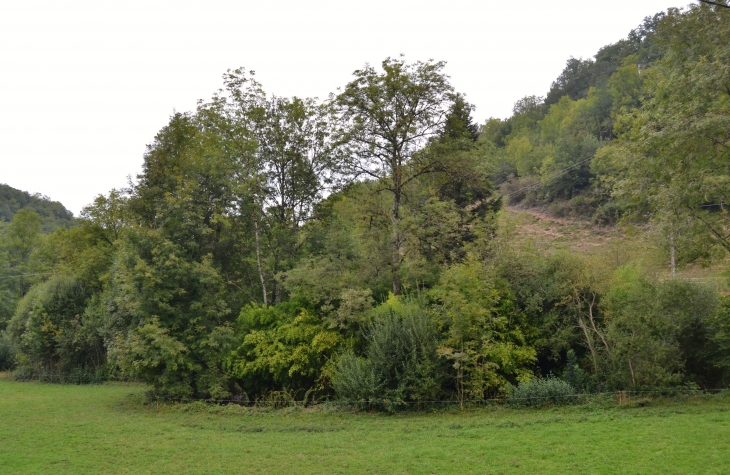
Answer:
[[254, 217, 268, 305], [391, 188, 402, 296], [577, 315, 598, 374], [628, 357, 636, 388], [669, 232, 676, 278], [586, 292, 610, 356]]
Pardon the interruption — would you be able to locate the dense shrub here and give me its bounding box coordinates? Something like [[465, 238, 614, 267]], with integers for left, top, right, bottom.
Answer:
[[591, 200, 629, 226], [603, 267, 720, 389], [430, 258, 537, 401], [498, 175, 541, 206], [6, 275, 102, 379], [509, 377, 577, 407], [548, 195, 601, 220], [226, 301, 344, 400], [331, 353, 381, 406], [708, 297, 730, 386], [12, 365, 107, 384], [333, 297, 445, 410], [562, 349, 593, 393], [106, 230, 235, 400], [0, 330, 16, 371]]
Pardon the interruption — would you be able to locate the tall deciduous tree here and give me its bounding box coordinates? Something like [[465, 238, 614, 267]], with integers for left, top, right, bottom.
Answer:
[[249, 95, 344, 303], [337, 57, 455, 295], [198, 69, 267, 303], [5, 209, 43, 301], [201, 69, 342, 304], [615, 4, 730, 255]]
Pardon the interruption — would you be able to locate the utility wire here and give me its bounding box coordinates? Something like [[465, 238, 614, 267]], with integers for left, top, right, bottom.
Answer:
[[0, 273, 54, 281], [698, 0, 730, 8], [500, 156, 595, 199]]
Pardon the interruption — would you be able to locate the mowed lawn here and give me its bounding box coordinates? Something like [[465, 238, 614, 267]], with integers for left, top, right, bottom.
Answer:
[[1, 376, 730, 474]]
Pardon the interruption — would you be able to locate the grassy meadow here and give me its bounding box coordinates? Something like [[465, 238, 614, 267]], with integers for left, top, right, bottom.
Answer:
[[2, 374, 730, 474]]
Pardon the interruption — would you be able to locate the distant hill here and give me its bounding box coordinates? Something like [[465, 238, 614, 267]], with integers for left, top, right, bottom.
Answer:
[[0, 184, 75, 233]]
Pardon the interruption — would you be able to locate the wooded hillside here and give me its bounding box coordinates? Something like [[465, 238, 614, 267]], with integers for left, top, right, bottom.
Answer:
[[0, 184, 74, 233], [1, 3, 729, 407]]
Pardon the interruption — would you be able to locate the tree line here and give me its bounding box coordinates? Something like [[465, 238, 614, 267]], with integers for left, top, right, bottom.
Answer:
[[1, 3, 729, 407]]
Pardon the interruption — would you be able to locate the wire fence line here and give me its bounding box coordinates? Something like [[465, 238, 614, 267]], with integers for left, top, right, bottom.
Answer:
[[153, 388, 730, 407]]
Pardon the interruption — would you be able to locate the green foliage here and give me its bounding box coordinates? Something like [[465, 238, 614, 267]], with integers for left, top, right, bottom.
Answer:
[[540, 132, 600, 199], [0, 330, 16, 371], [200, 72, 344, 304], [80, 188, 130, 244], [283, 183, 393, 313], [710, 296, 730, 382], [614, 4, 730, 257], [562, 349, 593, 393], [431, 257, 536, 401], [332, 296, 445, 409], [603, 265, 720, 389], [442, 94, 479, 142], [112, 318, 193, 396], [6, 208, 42, 263], [480, 13, 669, 213], [608, 56, 643, 114], [0, 183, 74, 233], [337, 57, 456, 295], [494, 249, 607, 373], [0, 198, 120, 377], [508, 377, 577, 408], [545, 57, 596, 105], [7, 22, 730, 404], [6, 275, 102, 380], [0, 209, 48, 326], [107, 228, 233, 399], [227, 302, 344, 398]]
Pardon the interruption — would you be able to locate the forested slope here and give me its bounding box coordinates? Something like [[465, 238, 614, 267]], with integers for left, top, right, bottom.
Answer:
[[1, 3, 729, 407], [0, 185, 75, 338], [0, 184, 74, 233], [480, 13, 665, 222]]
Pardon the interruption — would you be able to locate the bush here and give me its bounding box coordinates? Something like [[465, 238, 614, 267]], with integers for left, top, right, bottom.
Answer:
[[227, 302, 344, 400], [331, 353, 381, 406], [592, 200, 628, 226], [11, 364, 107, 384], [498, 175, 541, 206], [603, 267, 720, 389], [562, 349, 593, 393], [332, 297, 445, 410], [0, 331, 17, 371], [7, 275, 102, 378], [508, 377, 577, 407]]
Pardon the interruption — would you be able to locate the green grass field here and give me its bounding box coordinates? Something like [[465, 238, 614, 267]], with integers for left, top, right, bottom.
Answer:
[[1, 375, 730, 474]]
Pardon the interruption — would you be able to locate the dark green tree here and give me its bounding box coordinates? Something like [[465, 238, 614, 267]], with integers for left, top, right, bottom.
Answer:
[[615, 4, 730, 255], [337, 57, 455, 295]]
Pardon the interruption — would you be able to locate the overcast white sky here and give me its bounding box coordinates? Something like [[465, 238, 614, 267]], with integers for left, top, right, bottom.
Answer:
[[1, 0, 691, 215]]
